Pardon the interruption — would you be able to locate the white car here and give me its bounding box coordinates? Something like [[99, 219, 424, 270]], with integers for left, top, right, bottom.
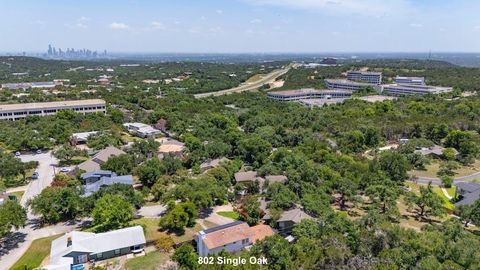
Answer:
[[59, 168, 70, 173], [15, 151, 21, 157]]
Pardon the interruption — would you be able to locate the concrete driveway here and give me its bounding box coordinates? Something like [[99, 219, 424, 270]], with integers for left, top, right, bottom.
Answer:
[[19, 151, 58, 211], [137, 204, 167, 218]]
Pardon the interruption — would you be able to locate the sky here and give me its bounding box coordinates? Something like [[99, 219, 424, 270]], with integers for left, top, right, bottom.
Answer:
[[1, 0, 480, 53]]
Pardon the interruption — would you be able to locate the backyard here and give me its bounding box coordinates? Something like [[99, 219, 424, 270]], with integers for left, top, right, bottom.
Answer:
[[10, 234, 62, 270]]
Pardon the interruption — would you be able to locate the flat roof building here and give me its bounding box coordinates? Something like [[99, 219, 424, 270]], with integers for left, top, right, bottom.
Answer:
[[395, 76, 425, 85], [325, 79, 379, 92], [1, 81, 59, 90], [267, 89, 353, 101], [380, 84, 453, 96], [123, 123, 162, 138], [0, 99, 106, 121], [347, 71, 382, 85]]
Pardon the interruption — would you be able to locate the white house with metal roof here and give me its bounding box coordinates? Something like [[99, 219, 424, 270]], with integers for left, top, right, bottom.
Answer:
[[44, 226, 145, 270]]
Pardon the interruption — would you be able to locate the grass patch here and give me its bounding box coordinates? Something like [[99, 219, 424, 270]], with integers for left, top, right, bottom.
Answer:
[[131, 218, 164, 242], [124, 251, 170, 270], [10, 234, 62, 270], [217, 211, 240, 220], [246, 74, 264, 83], [446, 186, 456, 198], [432, 187, 455, 211], [410, 159, 480, 178], [7, 191, 24, 202]]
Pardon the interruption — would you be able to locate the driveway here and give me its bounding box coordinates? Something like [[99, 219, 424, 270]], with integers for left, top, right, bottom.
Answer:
[[19, 151, 58, 212], [0, 219, 86, 270], [137, 204, 167, 218]]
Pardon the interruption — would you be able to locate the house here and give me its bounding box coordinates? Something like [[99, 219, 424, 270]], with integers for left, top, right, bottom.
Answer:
[[234, 171, 263, 183], [277, 208, 313, 234], [123, 123, 161, 138], [156, 137, 185, 159], [75, 146, 125, 172], [200, 157, 227, 172], [70, 131, 98, 146], [264, 175, 288, 185], [80, 170, 134, 196], [196, 221, 273, 257], [455, 182, 480, 207], [414, 145, 457, 158], [44, 226, 146, 270]]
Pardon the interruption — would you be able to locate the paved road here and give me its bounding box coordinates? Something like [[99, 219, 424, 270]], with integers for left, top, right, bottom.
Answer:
[[19, 151, 58, 212], [411, 171, 480, 186], [194, 64, 294, 98]]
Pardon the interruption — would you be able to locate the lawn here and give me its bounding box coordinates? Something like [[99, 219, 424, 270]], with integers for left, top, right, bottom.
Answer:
[[124, 251, 170, 270], [10, 234, 62, 270], [446, 186, 456, 198], [131, 218, 164, 242], [432, 187, 455, 211], [217, 211, 240, 220], [7, 191, 25, 201], [410, 159, 480, 178]]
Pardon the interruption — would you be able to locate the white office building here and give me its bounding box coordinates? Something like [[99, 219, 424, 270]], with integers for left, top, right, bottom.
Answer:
[[380, 84, 453, 96], [1, 81, 59, 90], [347, 71, 382, 84], [325, 79, 380, 92], [0, 99, 106, 121], [267, 89, 353, 101], [395, 76, 425, 85]]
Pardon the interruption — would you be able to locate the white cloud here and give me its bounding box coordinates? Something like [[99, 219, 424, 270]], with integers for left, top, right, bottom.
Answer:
[[151, 21, 166, 30], [77, 23, 88, 29], [243, 0, 411, 16], [250, 18, 262, 24], [409, 23, 423, 28], [108, 22, 129, 30]]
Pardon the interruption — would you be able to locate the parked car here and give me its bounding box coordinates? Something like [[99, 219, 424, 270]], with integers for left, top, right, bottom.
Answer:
[[32, 172, 39, 180], [60, 168, 70, 173], [36, 149, 42, 154], [15, 151, 21, 157]]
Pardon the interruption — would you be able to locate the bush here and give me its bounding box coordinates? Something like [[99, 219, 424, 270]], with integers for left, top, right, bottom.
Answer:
[[441, 176, 454, 188], [155, 235, 175, 252]]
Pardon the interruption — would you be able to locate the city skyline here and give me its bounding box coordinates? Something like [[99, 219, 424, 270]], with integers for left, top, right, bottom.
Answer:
[[1, 0, 480, 53]]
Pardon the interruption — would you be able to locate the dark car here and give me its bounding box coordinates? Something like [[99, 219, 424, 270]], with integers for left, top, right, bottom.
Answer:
[[32, 172, 39, 180]]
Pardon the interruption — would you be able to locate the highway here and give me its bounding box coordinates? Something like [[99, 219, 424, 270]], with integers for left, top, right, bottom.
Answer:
[[194, 63, 294, 98]]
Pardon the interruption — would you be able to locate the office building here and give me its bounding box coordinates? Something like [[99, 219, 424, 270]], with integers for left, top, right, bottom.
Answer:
[[346, 71, 382, 84], [267, 89, 353, 101], [380, 84, 452, 96], [395, 76, 425, 85], [123, 123, 162, 138], [0, 99, 106, 121], [325, 79, 379, 92], [1, 81, 59, 90]]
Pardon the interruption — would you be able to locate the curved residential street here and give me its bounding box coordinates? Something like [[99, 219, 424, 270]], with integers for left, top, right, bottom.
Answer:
[[411, 171, 480, 186]]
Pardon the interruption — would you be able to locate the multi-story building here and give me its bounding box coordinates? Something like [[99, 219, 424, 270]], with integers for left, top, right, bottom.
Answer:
[[1, 81, 60, 90], [0, 99, 106, 121], [380, 84, 452, 96], [395, 76, 425, 85], [325, 79, 380, 92], [267, 89, 353, 101], [347, 71, 382, 84]]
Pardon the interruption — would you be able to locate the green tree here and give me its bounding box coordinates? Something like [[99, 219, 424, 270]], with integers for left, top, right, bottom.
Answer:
[[135, 158, 163, 187], [159, 201, 197, 232], [456, 200, 480, 227], [92, 194, 134, 232], [53, 144, 85, 164], [441, 175, 453, 188], [30, 187, 81, 223], [405, 184, 445, 219], [240, 195, 262, 225], [100, 154, 134, 175], [266, 183, 297, 210], [378, 151, 409, 183], [0, 200, 27, 237], [172, 245, 198, 270]]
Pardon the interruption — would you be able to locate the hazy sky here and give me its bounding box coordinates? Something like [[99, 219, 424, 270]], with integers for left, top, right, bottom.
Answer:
[[1, 0, 480, 53]]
